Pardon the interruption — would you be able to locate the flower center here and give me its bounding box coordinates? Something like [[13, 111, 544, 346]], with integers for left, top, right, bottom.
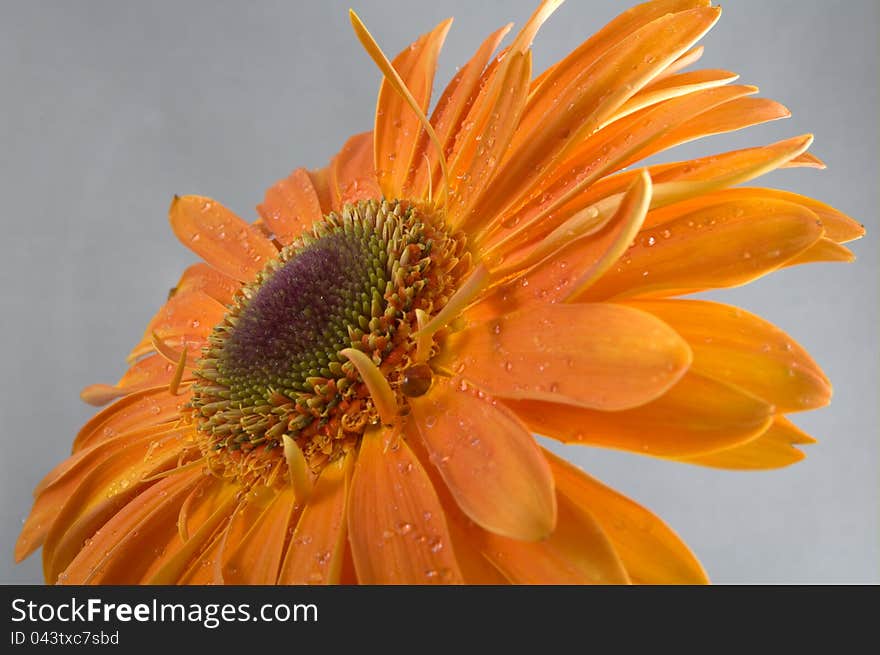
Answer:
[[191, 199, 467, 486]]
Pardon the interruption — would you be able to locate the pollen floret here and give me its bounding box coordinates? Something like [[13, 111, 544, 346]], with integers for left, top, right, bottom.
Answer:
[[190, 199, 467, 485]]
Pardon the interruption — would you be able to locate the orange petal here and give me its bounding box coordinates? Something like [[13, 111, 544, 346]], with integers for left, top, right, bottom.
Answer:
[[329, 131, 382, 209], [545, 450, 708, 584], [477, 168, 652, 312], [530, 0, 711, 96], [409, 376, 556, 541], [494, 84, 754, 253], [409, 23, 512, 199], [653, 187, 863, 244], [127, 289, 228, 362], [650, 44, 704, 83], [43, 430, 190, 582], [639, 96, 791, 161], [59, 468, 203, 584], [73, 386, 190, 452], [81, 354, 191, 407], [447, 50, 532, 229], [561, 134, 814, 235], [679, 415, 815, 470], [348, 426, 463, 584], [277, 454, 351, 584], [785, 238, 855, 266], [477, 491, 629, 584], [16, 426, 172, 563], [171, 262, 241, 305], [169, 195, 277, 282], [605, 68, 741, 127], [145, 480, 239, 584], [447, 303, 692, 411], [625, 299, 831, 412], [782, 151, 826, 169], [182, 486, 277, 584], [257, 167, 325, 246], [372, 18, 452, 201], [579, 196, 824, 301], [506, 371, 772, 457], [473, 6, 720, 233], [307, 166, 333, 215], [222, 486, 300, 584]]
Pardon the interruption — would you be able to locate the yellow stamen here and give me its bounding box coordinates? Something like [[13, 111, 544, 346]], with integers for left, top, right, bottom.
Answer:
[[339, 347, 398, 426], [283, 435, 314, 502], [349, 9, 450, 209], [416, 263, 489, 338], [168, 345, 188, 396], [151, 331, 194, 366], [139, 457, 204, 484]]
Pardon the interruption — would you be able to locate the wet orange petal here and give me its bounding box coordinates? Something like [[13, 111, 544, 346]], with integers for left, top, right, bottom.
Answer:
[[409, 376, 556, 541], [257, 167, 325, 246], [679, 415, 815, 470], [558, 134, 813, 236], [171, 262, 241, 305], [507, 371, 772, 457], [530, 0, 711, 97], [477, 492, 629, 585], [479, 85, 753, 254], [579, 197, 823, 301], [59, 468, 203, 584], [643, 187, 863, 243], [82, 353, 194, 407], [348, 426, 463, 584], [625, 299, 831, 412], [145, 480, 239, 584], [639, 96, 791, 161], [371, 18, 452, 201], [605, 68, 740, 127], [483, 169, 652, 309], [169, 195, 277, 282], [447, 50, 532, 229], [277, 454, 351, 585], [16, 426, 173, 563], [474, 6, 720, 232], [409, 23, 512, 199], [127, 289, 227, 362], [329, 131, 382, 209], [447, 303, 692, 411], [649, 44, 704, 83], [222, 486, 299, 584], [184, 486, 277, 584], [446, 0, 560, 227], [784, 238, 854, 266], [545, 450, 708, 584], [43, 430, 190, 582], [73, 386, 190, 452]]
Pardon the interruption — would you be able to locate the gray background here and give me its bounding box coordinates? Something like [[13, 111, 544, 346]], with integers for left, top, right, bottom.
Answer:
[[1, 0, 877, 584]]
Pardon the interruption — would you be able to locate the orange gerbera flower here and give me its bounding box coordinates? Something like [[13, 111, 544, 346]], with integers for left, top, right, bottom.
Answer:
[[16, 0, 863, 585]]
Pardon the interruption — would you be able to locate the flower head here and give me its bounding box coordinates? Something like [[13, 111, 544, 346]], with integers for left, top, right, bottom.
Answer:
[[17, 0, 863, 584]]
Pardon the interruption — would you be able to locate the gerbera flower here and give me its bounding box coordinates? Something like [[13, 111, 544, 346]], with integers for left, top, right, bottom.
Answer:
[[16, 0, 863, 585]]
